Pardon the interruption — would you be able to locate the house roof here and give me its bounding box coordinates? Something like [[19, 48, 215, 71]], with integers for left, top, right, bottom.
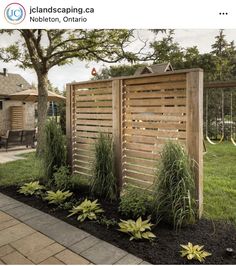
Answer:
[[134, 62, 173, 76], [0, 69, 31, 97]]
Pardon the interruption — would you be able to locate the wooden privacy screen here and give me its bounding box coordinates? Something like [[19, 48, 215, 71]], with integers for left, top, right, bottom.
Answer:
[[67, 69, 203, 215]]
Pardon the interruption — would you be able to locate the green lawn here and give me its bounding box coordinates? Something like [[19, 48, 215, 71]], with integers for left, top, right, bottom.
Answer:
[[0, 152, 42, 186], [0, 144, 235, 225], [204, 142, 236, 224]]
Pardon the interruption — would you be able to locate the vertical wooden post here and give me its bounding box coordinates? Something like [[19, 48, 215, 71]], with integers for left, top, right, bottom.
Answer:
[[186, 70, 204, 217], [66, 84, 73, 171], [112, 79, 123, 193]]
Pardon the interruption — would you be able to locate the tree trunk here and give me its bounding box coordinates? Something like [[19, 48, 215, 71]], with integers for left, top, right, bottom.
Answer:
[[36, 72, 49, 157]]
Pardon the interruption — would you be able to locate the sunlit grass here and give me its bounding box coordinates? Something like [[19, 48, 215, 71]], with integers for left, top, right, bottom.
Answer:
[[0, 152, 42, 186], [204, 142, 236, 225]]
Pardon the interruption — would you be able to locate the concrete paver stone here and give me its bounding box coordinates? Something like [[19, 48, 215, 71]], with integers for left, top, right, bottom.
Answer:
[[41, 221, 89, 247], [6, 204, 41, 220], [69, 235, 101, 254], [55, 249, 90, 265], [0, 212, 13, 223], [81, 241, 128, 265], [0, 245, 15, 258], [24, 213, 60, 231], [1, 251, 32, 265], [115, 254, 143, 265], [39, 256, 65, 265], [27, 242, 65, 264], [0, 218, 20, 231], [0, 223, 35, 247], [11, 231, 54, 256], [1, 203, 23, 212]]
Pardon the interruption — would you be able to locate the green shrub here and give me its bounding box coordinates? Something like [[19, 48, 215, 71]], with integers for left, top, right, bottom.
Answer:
[[90, 133, 117, 201], [54, 166, 71, 190], [58, 101, 66, 134], [18, 181, 45, 196], [68, 198, 104, 222], [180, 242, 212, 262], [43, 119, 66, 187], [119, 186, 152, 219], [97, 215, 118, 229], [45, 190, 72, 205], [118, 217, 156, 241], [70, 174, 90, 192], [153, 142, 197, 230]]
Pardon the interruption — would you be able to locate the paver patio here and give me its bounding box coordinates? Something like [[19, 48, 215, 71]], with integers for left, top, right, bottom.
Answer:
[[0, 193, 150, 265]]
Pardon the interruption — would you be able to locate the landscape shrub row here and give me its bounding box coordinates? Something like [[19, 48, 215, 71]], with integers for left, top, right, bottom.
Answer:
[[18, 120, 211, 262]]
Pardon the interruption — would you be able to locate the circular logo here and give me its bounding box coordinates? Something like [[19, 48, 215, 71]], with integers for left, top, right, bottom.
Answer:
[[4, 3, 26, 24]]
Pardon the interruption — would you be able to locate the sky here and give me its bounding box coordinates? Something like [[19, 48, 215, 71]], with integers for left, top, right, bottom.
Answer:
[[0, 29, 236, 91]]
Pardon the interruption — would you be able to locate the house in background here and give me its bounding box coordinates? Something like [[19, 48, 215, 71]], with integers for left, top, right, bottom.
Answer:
[[134, 62, 173, 75], [0, 68, 35, 135]]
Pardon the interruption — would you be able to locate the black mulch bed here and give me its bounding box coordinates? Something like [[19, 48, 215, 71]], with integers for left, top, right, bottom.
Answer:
[[0, 185, 236, 265]]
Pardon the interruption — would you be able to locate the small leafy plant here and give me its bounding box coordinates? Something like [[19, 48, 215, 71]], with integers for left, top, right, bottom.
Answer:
[[119, 186, 152, 219], [97, 215, 118, 229], [45, 190, 72, 205], [18, 181, 45, 196], [68, 198, 104, 222], [180, 242, 212, 262], [118, 217, 156, 241]]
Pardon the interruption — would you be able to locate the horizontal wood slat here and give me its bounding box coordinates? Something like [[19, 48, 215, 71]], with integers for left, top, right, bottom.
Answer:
[[125, 81, 186, 92], [76, 94, 112, 101], [124, 98, 186, 106], [76, 108, 112, 113], [75, 87, 112, 95], [124, 74, 186, 85]]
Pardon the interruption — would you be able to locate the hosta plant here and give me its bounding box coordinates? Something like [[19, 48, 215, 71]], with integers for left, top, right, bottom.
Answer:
[[18, 181, 45, 196], [118, 217, 156, 241], [180, 242, 212, 262], [68, 198, 104, 222], [45, 190, 72, 205]]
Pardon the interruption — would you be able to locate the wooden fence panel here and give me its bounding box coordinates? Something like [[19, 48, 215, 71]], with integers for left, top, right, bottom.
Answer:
[[122, 74, 187, 188], [72, 81, 113, 178], [67, 69, 203, 215]]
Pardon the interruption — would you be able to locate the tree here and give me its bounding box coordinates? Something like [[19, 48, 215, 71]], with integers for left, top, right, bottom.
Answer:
[[94, 63, 146, 80], [210, 29, 235, 81], [0, 29, 139, 156], [149, 30, 184, 67]]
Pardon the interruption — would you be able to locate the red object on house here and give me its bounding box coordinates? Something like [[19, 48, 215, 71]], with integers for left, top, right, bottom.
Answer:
[[91, 67, 97, 76]]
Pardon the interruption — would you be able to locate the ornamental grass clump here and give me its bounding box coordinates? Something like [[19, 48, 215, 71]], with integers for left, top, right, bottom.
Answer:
[[43, 119, 66, 187], [153, 142, 197, 230], [90, 133, 117, 201]]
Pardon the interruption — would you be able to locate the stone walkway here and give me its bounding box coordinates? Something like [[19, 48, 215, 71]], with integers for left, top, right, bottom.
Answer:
[[0, 193, 150, 265], [0, 147, 35, 164]]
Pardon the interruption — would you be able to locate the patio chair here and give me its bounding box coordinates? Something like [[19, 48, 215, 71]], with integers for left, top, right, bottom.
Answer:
[[0, 130, 23, 151], [21, 129, 36, 148]]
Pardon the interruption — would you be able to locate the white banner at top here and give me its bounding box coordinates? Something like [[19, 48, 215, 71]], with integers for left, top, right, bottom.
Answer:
[[0, 0, 235, 29]]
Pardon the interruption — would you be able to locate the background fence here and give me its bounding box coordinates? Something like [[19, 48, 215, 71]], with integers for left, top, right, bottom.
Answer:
[[66, 69, 203, 215]]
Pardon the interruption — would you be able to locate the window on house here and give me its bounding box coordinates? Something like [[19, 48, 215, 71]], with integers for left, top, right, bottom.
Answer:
[[0, 101, 3, 110]]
